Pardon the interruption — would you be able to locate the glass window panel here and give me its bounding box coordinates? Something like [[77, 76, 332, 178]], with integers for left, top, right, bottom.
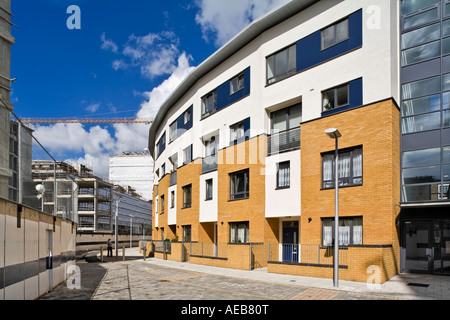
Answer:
[[288, 103, 302, 129], [402, 94, 441, 116], [336, 85, 349, 106], [446, 3, 450, 17], [336, 19, 349, 43], [401, 41, 440, 66], [444, 92, 450, 109], [444, 73, 450, 92], [275, 49, 288, 77], [271, 109, 287, 132], [402, 112, 441, 134], [444, 110, 450, 127], [403, 7, 439, 29], [267, 55, 275, 81], [444, 146, 450, 163], [403, 166, 441, 184], [444, 19, 450, 37], [322, 88, 335, 111], [401, 23, 440, 49], [288, 45, 296, 72], [445, 37, 450, 55], [402, 76, 441, 100], [402, 147, 441, 168], [401, 0, 439, 15], [444, 165, 450, 181], [353, 218, 363, 245], [403, 184, 441, 201], [321, 25, 335, 49]]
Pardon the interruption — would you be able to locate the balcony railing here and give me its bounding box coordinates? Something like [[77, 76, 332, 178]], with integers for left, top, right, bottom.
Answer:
[[202, 154, 218, 174], [268, 126, 301, 156], [170, 171, 177, 186]]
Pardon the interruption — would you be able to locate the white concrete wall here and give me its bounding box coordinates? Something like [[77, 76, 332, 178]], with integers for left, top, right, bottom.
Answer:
[[0, 198, 76, 300], [167, 185, 177, 225], [265, 151, 301, 218], [199, 171, 218, 222]]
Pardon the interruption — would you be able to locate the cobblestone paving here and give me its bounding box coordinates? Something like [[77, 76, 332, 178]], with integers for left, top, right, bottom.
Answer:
[[90, 261, 404, 301]]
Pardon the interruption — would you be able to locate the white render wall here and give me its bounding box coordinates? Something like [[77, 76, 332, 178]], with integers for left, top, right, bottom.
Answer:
[[152, 0, 399, 176], [265, 151, 301, 218]]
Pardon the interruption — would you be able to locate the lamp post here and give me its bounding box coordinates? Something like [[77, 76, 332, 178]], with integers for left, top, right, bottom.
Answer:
[[325, 128, 342, 288]]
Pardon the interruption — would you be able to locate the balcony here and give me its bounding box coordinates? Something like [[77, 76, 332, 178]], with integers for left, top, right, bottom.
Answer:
[[268, 126, 301, 156], [202, 154, 218, 174]]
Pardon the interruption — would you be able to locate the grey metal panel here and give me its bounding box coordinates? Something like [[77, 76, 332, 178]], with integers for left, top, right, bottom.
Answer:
[[442, 128, 450, 146], [402, 130, 441, 151], [401, 58, 441, 84]]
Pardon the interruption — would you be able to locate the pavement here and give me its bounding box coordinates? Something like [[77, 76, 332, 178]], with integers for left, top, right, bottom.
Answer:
[[39, 247, 450, 302]]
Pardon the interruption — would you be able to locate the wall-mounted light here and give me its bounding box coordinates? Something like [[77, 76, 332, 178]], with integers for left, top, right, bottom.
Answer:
[[308, 217, 312, 223]]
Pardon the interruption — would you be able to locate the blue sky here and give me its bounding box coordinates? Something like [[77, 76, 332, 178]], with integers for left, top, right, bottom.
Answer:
[[10, 0, 289, 176]]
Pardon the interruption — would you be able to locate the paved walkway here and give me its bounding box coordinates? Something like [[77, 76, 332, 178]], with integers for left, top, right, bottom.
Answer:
[[40, 248, 450, 301]]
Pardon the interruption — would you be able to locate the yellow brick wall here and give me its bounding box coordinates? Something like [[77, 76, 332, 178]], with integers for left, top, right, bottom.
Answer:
[[300, 99, 400, 247]]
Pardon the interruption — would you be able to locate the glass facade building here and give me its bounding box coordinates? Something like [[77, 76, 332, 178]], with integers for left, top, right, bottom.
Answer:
[[400, 0, 450, 275]]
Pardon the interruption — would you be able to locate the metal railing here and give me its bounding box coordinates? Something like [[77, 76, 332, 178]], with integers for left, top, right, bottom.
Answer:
[[190, 242, 227, 259], [268, 126, 301, 156], [268, 243, 347, 266]]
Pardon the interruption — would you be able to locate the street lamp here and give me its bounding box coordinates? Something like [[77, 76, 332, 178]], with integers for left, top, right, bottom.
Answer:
[[325, 128, 341, 288]]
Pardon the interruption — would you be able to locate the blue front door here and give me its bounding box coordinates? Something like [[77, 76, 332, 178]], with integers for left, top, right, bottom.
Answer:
[[282, 221, 299, 262]]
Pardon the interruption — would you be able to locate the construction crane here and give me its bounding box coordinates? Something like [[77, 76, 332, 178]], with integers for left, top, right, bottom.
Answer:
[[20, 117, 153, 124]]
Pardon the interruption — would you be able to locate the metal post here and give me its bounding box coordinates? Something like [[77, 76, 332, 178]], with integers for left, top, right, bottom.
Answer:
[[130, 218, 133, 248], [115, 198, 120, 257], [333, 137, 339, 288]]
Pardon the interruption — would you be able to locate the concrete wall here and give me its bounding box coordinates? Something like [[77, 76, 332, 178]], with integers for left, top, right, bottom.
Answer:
[[0, 197, 77, 300], [76, 233, 150, 252]]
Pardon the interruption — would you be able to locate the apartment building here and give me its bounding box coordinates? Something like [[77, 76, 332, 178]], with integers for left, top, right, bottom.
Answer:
[[148, 0, 450, 282]]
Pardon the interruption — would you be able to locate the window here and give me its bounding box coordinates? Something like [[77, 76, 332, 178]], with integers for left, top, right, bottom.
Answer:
[[322, 83, 349, 111], [229, 222, 249, 243], [183, 145, 192, 164], [156, 132, 166, 158], [270, 103, 302, 132], [230, 121, 245, 145], [277, 161, 290, 189], [182, 184, 192, 208], [230, 169, 249, 200], [230, 73, 244, 95], [321, 18, 349, 50], [322, 146, 363, 189], [266, 44, 296, 85], [183, 225, 191, 242], [205, 136, 217, 157], [402, 76, 440, 100], [322, 217, 362, 246], [183, 108, 191, 125], [169, 121, 177, 142], [401, 41, 440, 66], [170, 190, 175, 209], [205, 179, 213, 200], [160, 195, 165, 214], [401, 0, 440, 16], [161, 163, 166, 177], [201, 90, 217, 118]]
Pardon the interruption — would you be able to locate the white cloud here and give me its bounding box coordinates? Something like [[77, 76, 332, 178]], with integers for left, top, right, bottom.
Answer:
[[86, 102, 100, 113], [100, 32, 118, 53], [34, 52, 195, 178], [195, 0, 291, 46], [107, 31, 182, 79]]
